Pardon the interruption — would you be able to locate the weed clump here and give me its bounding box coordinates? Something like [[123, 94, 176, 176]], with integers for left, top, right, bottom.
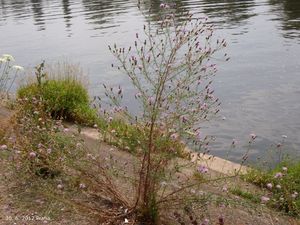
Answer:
[[244, 162, 300, 216], [17, 62, 98, 125]]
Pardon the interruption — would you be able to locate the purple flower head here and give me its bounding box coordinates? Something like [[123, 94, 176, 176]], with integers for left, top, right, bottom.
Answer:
[[274, 172, 283, 179], [198, 165, 208, 174], [292, 191, 298, 199], [79, 183, 86, 189], [0, 145, 8, 150], [135, 92, 142, 98], [201, 218, 209, 225], [29, 152, 37, 158], [148, 96, 155, 106], [195, 131, 201, 140], [180, 115, 188, 123], [160, 3, 170, 9], [200, 103, 207, 110], [170, 133, 179, 140], [250, 133, 257, 139], [261, 196, 270, 203], [266, 183, 273, 189]]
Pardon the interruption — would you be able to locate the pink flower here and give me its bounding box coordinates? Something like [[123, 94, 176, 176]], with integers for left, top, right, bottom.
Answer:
[[180, 115, 188, 123], [198, 165, 208, 174], [222, 186, 228, 192], [261, 196, 270, 203], [291, 191, 298, 199], [232, 139, 236, 146], [79, 183, 86, 189], [0, 145, 8, 150], [170, 133, 178, 140], [147, 96, 155, 106], [274, 172, 283, 179], [195, 131, 201, 140], [266, 183, 273, 189], [160, 3, 170, 9], [135, 92, 142, 98], [29, 152, 36, 158], [76, 143, 81, 148]]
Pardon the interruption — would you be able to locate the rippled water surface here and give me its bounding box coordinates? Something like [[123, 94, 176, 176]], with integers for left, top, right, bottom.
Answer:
[[1, 0, 300, 162]]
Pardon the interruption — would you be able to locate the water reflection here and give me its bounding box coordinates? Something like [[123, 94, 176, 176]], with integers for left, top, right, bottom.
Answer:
[[199, 0, 256, 28], [0, 0, 299, 40], [30, 0, 45, 31], [62, 0, 72, 31], [139, 0, 189, 23], [81, 0, 131, 30], [269, 0, 300, 40]]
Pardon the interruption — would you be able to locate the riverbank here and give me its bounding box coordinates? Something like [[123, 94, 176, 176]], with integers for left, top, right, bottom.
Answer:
[[0, 103, 299, 224]]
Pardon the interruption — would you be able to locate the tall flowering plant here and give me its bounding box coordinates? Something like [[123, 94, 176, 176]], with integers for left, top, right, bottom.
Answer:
[[102, 3, 228, 223]]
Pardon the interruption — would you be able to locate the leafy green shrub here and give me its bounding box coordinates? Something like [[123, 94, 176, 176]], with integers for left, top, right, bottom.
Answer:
[[18, 73, 98, 125]]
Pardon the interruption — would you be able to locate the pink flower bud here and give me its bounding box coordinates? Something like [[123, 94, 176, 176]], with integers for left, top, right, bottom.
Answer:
[[29, 152, 36, 158]]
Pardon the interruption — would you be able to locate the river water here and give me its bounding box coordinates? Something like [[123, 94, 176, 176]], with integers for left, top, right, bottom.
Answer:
[[1, 0, 300, 162]]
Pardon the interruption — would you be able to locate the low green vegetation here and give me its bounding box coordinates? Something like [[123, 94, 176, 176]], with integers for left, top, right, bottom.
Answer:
[[243, 161, 300, 216], [18, 77, 98, 126], [230, 187, 260, 204]]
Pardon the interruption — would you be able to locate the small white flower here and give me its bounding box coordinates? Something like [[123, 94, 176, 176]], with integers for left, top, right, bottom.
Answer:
[[2, 54, 14, 61], [12, 65, 24, 71], [124, 218, 129, 224], [0, 57, 6, 63], [93, 124, 98, 128], [57, 184, 64, 190], [276, 184, 281, 189], [282, 135, 287, 139], [282, 167, 288, 172], [79, 183, 86, 189], [160, 181, 167, 186]]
